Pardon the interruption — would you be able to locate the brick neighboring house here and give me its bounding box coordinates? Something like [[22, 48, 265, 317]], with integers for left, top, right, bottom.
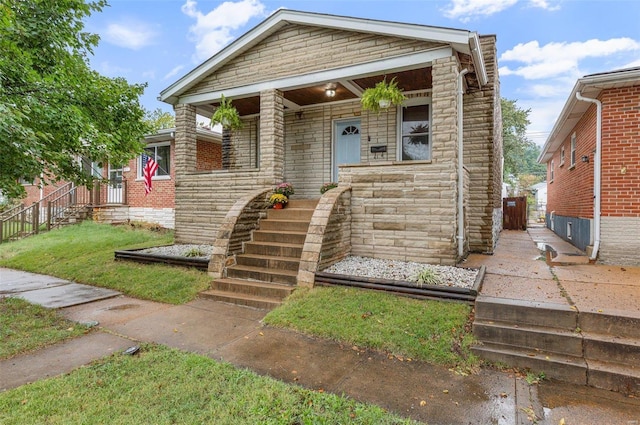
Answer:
[[539, 67, 640, 265], [160, 10, 502, 290], [19, 127, 222, 229]]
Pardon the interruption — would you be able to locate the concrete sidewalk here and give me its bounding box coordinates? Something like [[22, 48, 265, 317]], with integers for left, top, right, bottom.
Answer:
[[3, 228, 640, 425]]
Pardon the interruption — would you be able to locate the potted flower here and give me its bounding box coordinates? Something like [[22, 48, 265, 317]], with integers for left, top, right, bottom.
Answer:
[[269, 193, 288, 209], [274, 182, 294, 198], [211, 94, 243, 130], [320, 182, 338, 194], [360, 77, 406, 113]]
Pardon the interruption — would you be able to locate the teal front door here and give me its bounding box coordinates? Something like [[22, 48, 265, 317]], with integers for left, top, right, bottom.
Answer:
[[333, 119, 361, 181]]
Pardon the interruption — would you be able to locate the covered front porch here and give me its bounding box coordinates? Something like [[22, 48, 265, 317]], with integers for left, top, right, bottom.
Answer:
[[161, 10, 499, 272]]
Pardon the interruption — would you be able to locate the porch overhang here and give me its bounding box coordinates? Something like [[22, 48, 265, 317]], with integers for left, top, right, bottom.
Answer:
[[177, 47, 452, 117]]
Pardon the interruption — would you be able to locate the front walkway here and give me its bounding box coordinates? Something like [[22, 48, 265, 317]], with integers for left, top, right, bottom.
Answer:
[[464, 225, 640, 317]]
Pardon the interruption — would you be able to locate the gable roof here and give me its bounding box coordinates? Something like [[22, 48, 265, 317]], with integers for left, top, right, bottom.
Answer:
[[539, 67, 640, 163], [159, 9, 487, 105]]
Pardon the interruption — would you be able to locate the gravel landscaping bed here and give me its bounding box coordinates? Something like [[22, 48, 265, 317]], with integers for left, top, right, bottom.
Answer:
[[322, 256, 478, 289], [138, 244, 213, 259]]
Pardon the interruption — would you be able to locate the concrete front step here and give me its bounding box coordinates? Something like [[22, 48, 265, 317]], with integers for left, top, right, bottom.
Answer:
[[199, 289, 283, 310], [211, 278, 294, 299], [580, 311, 640, 339], [473, 321, 583, 357], [471, 342, 588, 385], [286, 199, 319, 209], [244, 241, 303, 258], [235, 254, 300, 272], [226, 264, 298, 285], [267, 208, 314, 221], [259, 219, 311, 232], [252, 229, 307, 244], [584, 332, 640, 367], [475, 296, 577, 330], [587, 359, 640, 394]]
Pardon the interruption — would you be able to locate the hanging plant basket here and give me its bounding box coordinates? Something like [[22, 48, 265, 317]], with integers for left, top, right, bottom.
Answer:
[[211, 94, 243, 130], [360, 77, 406, 114]]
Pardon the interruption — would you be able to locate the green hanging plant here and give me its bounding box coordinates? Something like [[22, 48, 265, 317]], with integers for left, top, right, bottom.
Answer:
[[211, 94, 243, 130], [360, 77, 406, 113]]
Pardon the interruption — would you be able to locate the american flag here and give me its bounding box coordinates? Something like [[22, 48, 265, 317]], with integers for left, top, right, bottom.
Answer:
[[142, 154, 159, 196]]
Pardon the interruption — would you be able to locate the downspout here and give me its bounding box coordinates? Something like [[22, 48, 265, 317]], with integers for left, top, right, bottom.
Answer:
[[575, 92, 601, 261], [457, 69, 469, 258]]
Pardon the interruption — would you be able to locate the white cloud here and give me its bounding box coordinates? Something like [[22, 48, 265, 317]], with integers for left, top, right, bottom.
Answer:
[[103, 20, 157, 50], [443, 0, 558, 22], [500, 38, 640, 80], [163, 65, 185, 80], [182, 0, 267, 62]]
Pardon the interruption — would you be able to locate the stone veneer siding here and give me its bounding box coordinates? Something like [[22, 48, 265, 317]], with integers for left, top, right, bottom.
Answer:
[[186, 24, 444, 97]]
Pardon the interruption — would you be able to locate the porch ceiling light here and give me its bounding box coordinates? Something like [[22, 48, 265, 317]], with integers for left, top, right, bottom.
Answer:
[[325, 84, 337, 98]]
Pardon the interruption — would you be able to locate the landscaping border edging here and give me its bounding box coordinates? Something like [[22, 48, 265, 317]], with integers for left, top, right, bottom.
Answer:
[[114, 249, 209, 271]]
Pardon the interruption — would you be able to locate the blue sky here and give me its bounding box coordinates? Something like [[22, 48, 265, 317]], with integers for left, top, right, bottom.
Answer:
[[86, 0, 640, 145]]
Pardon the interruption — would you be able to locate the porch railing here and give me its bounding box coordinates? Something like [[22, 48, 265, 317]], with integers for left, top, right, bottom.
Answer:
[[0, 183, 93, 244]]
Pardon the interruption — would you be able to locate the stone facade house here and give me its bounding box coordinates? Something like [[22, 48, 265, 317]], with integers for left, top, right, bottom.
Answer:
[[160, 10, 502, 302], [539, 67, 640, 265]]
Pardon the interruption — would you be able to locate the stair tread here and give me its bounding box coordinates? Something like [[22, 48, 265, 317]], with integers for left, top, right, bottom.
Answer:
[[582, 332, 640, 346], [214, 277, 295, 289], [254, 229, 308, 235], [245, 241, 305, 248], [200, 289, 283, 305], [472, 342, 587, 365], [586, 359, 640, 377], [227, 264, 298, 276], [475, 320, 582, 336], [237, 253, 301, 262]]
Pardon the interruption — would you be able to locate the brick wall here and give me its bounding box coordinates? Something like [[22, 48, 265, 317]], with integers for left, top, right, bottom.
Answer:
[[546, 105, 596, 218], [187, 24, 444, 96], [600, 86, 640, 217], [196, 140, 222, 171]]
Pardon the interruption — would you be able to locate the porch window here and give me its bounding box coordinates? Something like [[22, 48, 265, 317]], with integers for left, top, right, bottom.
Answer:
[[139, 144, 170, 178], [570, 132, 576, 167], [400, 103, 430, 161], [81, 157, 104, 179]]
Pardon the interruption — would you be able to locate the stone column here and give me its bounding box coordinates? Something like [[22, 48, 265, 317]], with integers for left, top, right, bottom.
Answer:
[[259, 89, 285, 184], [431, 56, 459, 166], [174, 103, 197, 176]]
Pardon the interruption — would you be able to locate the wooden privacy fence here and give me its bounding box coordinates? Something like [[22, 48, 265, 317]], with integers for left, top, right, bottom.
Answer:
[[503, 196, 527, 230]]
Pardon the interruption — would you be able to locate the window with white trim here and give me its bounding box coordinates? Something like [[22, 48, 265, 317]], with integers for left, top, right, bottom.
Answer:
[[399, 100, 431, 161], [570, 132, 576, 167], [550, 159, 554, 181], [560, 145, 565, 166], [139, 143, 170, 178]]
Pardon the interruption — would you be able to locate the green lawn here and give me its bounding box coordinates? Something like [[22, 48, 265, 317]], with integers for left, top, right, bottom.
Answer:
[[0, 344, 421, 425], [0, 297, 87, 359], [265, 287, 479, 369], [0, 222, 211, 304]]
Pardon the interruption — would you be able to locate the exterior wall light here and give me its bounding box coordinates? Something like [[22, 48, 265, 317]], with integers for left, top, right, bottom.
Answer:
[[581, 155, 590, 163]]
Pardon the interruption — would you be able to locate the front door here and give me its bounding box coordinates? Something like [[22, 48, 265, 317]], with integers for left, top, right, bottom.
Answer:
[[333, 119, 361, 181], [107, 164, 123, 204]]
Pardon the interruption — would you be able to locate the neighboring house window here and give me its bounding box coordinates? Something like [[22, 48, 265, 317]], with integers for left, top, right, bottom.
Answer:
[[399, 100, 431, 161], [81, 157, 104, 178], [139, 144, 170, 178], [550, 159, 554, 182], [570, 132, 576, 167], [560, 145, 565, 166]]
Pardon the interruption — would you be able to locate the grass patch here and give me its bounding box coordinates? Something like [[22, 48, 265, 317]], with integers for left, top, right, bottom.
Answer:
[[0, 222, 211, 304], [265, 287, 478, 369], [0, 298, 87, 360], [0, 344, 420, 425]]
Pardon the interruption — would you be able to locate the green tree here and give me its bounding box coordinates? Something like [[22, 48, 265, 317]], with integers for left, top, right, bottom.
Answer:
[[0, 0, 150, 199], [145, 108, 175, 132], [502, 98, 532, 178]]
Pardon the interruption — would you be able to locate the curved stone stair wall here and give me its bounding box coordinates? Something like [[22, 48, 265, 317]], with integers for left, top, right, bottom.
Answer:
[[201, 199, 317, 309]]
